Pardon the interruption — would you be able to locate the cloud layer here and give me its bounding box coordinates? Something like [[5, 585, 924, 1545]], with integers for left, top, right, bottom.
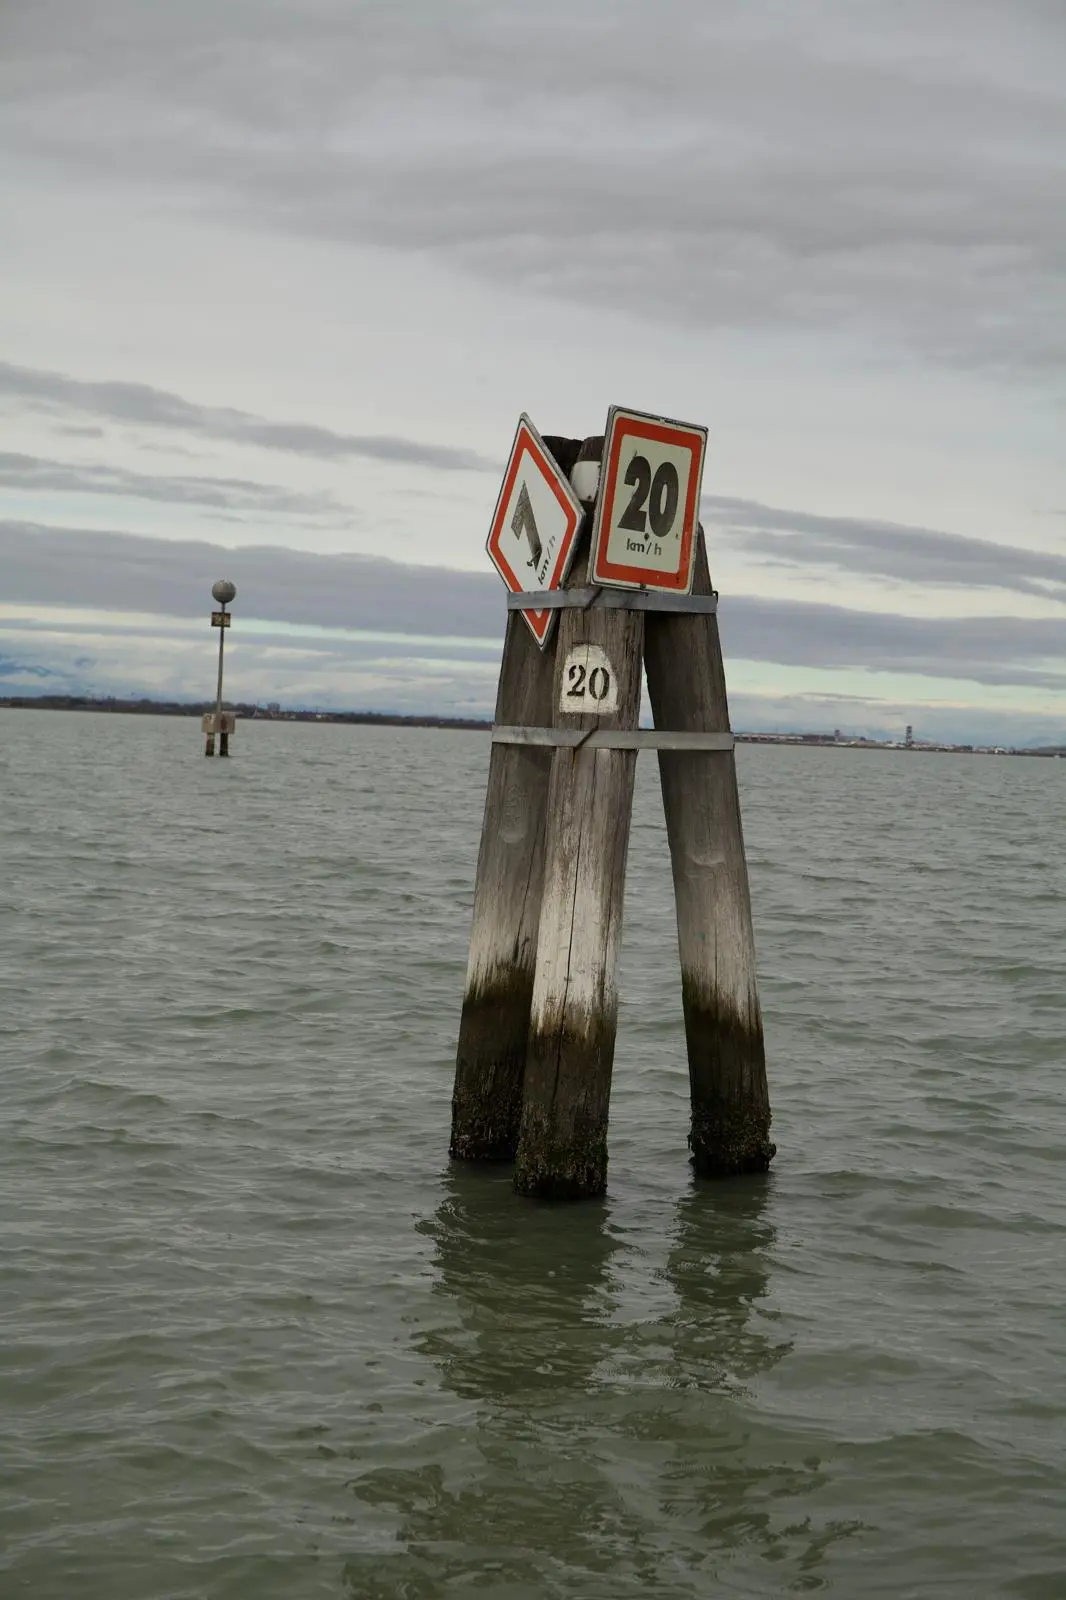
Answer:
[[703, 497, 1066, 604], [0, 450, 348, 523], [3, 519, 1063, 697], [0, 361, 495, 474], [2, 2, 1063, 748], [4, 0, 1065, 382]]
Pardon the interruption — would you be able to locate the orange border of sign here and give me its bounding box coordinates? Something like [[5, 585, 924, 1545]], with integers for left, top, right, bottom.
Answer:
[[486, 414, 583, 648], [590, 407, 707, 592]]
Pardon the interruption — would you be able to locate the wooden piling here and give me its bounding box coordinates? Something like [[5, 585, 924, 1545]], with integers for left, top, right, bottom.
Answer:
[[643, 527, 775, 1176], [514, 440, 644, 1199], [450, 437, 582, 1162], [207, 582, 236, 758]]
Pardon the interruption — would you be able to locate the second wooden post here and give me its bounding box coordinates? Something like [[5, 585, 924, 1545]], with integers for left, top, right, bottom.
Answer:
[[514, 442, 644, 1199]]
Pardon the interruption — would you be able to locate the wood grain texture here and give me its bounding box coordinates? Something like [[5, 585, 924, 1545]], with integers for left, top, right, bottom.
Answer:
[[643, 526, 775, 1176], [514, 531, 643, 1199], [450, 436, 581, 1162]]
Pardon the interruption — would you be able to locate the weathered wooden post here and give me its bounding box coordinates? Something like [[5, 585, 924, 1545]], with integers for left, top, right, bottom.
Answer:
[[513, 438, 647, 1198], [644, 528, 775, 1174], [204, 579, 235, 758], [450, 424, 584, 1160], [454, 404, 774, 1198]]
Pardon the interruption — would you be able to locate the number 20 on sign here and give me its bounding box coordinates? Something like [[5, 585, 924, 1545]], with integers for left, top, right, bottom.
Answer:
[[590, 405, 708, 593]]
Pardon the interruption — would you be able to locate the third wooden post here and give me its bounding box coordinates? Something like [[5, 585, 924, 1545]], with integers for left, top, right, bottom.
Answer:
[[643, 527, 775, 1175]]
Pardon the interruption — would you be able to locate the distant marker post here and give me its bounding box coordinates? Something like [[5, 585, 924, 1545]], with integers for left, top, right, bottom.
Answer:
[[205, 579, 236, 757]]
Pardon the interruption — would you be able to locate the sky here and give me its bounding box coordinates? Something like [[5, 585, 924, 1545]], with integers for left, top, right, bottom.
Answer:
[[1, 0, 1064, 743]]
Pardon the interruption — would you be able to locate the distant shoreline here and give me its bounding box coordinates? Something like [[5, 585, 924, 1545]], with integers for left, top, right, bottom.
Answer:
[[0, 695, 490, 733], [0, 695, 1061, 757]]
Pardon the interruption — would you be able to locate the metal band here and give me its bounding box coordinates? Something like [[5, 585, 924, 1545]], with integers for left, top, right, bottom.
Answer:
[[507, 587, 718, 614], [492, 726, 735, 752]]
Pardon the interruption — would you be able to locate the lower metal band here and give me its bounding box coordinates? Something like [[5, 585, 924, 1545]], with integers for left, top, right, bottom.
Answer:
[[492, 726, 735, 752]]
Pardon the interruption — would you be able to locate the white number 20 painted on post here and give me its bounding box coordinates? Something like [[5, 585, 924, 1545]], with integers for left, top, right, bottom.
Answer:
[[559, 644, 619, 715], [566, 661, 611, 700]]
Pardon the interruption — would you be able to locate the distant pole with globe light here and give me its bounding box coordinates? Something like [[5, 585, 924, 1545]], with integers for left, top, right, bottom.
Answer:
[[204, 579, 236, 757]]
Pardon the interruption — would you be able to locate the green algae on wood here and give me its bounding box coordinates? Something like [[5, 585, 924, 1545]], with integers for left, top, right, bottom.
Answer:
[[681, 974, 776, 1176], [514, 1011, 619, 1198], [451, 973, 538, 1161]]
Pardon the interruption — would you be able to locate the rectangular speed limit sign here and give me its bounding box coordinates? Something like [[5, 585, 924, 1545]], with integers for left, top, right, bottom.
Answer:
[[590, 405, 708, 593]]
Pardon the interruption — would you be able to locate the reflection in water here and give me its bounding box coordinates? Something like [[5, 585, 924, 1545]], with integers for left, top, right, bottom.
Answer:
[[343, 1171, 854, 1596], [412, 1164, 614, 1401], [416, 1164, 620, 1402], [665, 1178, 784, 1391]]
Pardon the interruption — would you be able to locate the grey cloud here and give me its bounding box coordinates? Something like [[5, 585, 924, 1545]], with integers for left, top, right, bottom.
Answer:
[[0, 361, 496, 473], [703, 496, 1066, 603], [0, 450, 349, 523], [0, 656, 57, 682], [3, 1, 1065, 378], [1, 519, 503, 641], [2, 519, 1063, 696], [724, 593, 1064, 692]]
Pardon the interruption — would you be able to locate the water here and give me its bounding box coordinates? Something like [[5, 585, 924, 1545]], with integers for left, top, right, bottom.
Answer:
[[1, 709, 1063, 1598]]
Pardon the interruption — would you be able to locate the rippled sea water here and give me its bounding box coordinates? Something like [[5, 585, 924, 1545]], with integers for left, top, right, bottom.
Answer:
[[1, 708, 1063, 1599]]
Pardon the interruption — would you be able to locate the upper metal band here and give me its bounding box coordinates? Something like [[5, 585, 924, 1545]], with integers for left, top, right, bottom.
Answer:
[[506, 587, 718, 614]]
